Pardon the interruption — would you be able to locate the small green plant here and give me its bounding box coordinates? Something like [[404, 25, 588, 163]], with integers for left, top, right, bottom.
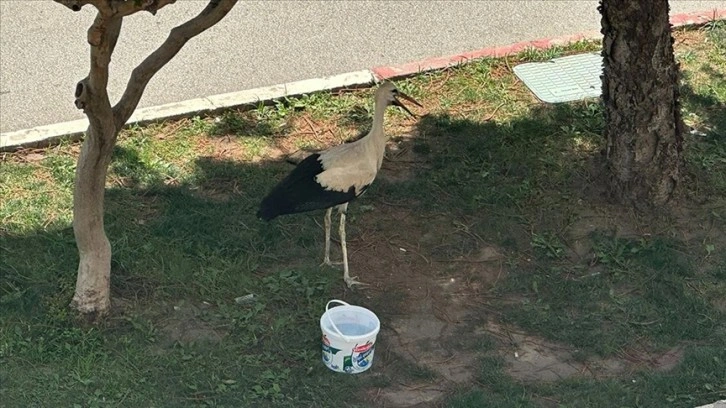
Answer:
[[704, 18, 726, 49], [531, 232, 565, 259], [178, 115, 214, 137], [518, 46, 563, 62], [678, 50, 698, 64], [589, 233, 653, 275]]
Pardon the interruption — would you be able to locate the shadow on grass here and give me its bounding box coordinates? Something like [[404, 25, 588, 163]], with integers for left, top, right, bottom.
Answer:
[[681, 69, 725, 140], [211, 109, 280, 138], [681, 79, 726, 195], [383, 102, 607, 220]]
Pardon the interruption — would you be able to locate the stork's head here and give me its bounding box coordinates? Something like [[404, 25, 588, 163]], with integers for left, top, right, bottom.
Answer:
[[376, 81, 422, 117]]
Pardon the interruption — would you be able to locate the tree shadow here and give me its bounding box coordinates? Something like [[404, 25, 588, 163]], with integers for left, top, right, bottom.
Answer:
[[210, 109, 278, 138], [385, 102, 608, 215], [681, 79, 725, 140], [679, 64, 726, 196]]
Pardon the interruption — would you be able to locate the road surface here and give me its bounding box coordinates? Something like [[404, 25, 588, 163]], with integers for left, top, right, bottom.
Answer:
[[0, 1, 722, 133]]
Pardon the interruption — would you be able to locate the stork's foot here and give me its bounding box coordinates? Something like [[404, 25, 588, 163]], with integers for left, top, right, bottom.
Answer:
[[344, 275, 368, 288], [320, 258, 343, 267]]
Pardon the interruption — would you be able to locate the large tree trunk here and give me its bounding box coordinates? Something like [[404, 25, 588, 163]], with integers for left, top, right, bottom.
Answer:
[[599, 0, 685, 209]]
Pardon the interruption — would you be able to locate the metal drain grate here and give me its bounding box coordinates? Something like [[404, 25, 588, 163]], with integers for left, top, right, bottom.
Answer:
[[513, 53, 603, 103]]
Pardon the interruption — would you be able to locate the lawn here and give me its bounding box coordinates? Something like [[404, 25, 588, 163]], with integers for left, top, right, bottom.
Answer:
[[1, 22, 725, 408]]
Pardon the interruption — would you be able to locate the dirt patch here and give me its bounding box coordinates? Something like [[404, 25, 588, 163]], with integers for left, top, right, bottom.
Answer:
[[336, 207, 507, 406], [158, 302, 227, 347], [618, 344, 685, 373], [712, 297, 726, 314], [189, 178, 239, 202], [203, 136, 244, 161], [380, 135, 426, 184], [272, 114, 357, 153], [484, 321, 627, 382]]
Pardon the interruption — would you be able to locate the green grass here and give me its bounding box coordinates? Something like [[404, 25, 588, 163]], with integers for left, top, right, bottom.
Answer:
[[501, 235, 721, 354], [2, 25, 725, 407]]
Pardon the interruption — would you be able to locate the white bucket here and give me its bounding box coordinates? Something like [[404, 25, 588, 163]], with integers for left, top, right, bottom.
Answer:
[[320, 299, 380, 374]]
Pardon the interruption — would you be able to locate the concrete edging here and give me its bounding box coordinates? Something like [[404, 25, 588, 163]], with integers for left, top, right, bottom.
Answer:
[[1, 8, 724, 151]]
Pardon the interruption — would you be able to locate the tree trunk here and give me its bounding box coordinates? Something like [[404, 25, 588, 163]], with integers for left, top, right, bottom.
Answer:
[[600, 0, 685, 209], [71, 124, 117, 318], [67, 10, 123, 320]]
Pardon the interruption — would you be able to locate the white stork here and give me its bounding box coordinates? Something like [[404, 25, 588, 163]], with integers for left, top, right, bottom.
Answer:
[[257, 81, 422, 287]]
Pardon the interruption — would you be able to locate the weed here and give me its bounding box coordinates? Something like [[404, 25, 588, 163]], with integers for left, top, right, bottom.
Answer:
[[531, 232, 565, 259]]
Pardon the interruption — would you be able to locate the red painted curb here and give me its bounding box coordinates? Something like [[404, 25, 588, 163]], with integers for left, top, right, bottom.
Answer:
[[669, 8, 726, 26], [372, 9, 726, 81]]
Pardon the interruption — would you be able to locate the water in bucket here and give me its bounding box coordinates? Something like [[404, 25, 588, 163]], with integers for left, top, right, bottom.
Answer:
[[320, 300, 380, 374]]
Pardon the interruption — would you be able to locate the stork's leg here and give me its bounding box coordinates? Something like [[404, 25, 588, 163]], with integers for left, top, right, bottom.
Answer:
[[338, 203, 366, 287], [321, 207, 333, 266]]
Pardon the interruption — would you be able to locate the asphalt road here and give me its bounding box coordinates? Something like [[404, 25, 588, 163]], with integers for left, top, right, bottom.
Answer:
[[0, 1, 722, 133]]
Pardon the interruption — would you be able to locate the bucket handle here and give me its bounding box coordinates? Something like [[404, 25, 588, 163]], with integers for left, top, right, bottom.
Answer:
[[326, 299, 352, 343]]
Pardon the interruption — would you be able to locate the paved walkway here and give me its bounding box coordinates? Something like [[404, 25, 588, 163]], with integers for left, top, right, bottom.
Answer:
[[1, 1, 722, 134]]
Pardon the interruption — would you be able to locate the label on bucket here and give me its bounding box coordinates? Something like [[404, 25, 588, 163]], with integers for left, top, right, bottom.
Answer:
[[350, 341, 374, 371], [322, 334, 375, 374]]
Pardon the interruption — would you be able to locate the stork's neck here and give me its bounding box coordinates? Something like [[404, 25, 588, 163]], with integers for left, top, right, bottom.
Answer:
[[363, 96, 389, 170], [369, 97, 387, 143]]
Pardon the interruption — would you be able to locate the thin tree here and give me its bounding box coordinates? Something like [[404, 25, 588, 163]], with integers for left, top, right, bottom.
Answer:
[[599, 0, 686, 209], [54, 0, 239, 319]]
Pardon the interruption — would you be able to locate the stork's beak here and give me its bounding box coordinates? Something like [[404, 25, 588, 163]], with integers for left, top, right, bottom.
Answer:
[[393, 91, 423, 118]]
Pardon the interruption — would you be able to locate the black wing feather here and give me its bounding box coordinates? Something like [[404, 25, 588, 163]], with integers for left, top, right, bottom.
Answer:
[[257, 153, 357, 221]]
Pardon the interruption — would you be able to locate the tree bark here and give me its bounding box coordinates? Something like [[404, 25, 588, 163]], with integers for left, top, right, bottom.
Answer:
[[599, 0, 685, 209], [55, 0, 239, 319], [69, 10, 122, 319], [71, 125, 117, 318]]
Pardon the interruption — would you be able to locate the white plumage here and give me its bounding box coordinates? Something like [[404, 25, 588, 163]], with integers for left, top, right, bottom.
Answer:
[[257, 81, 422, 287]]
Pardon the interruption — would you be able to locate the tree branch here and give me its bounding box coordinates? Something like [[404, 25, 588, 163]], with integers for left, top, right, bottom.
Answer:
[[113, 0, 239, 127], [54, 0, 96, 12], [55, 0, 177, 16], [55, 0, 114, 15], [56, 0, 122, 136], [115, 0, 178, 17], [75, 11, 122, 138]]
